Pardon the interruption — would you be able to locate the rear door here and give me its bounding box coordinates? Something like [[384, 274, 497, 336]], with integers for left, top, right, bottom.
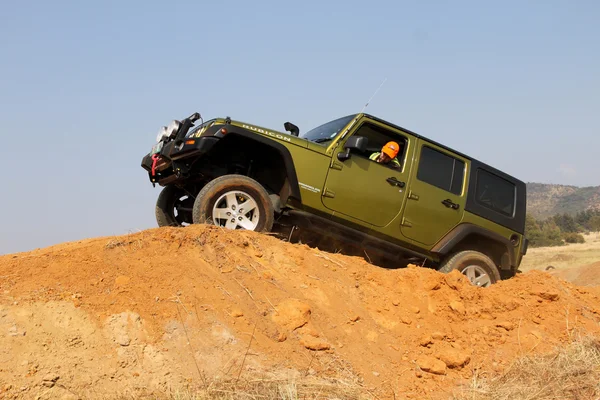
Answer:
[[400, 140, 468, 245]]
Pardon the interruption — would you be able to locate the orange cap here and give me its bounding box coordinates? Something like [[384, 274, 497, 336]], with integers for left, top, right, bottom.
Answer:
[[382, 141, 400, 159]]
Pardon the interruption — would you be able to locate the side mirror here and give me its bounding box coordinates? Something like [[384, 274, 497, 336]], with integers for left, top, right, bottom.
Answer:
[[284, 122, 300, 137], [337, 136, 368, 161]]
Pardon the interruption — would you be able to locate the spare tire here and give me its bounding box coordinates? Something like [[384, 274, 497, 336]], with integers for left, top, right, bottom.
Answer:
[[192, 174, 274, 232]]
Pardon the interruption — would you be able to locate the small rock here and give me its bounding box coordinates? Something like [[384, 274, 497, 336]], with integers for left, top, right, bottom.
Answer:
[[231, 309, 244, 318], [277, 332, 287, 342], [4, 384, 12, 391], [372, 371, 380, 377], [42, 373, 59, 387], [355, 282, 360, 288], [425, 280, 441, 291], [436, 348, 471, 369], [432, 332, 445, 340], [415, 370, 423, 378], [419, 336, 433, 347], [116, 334, 131, 347], [417, 356, 446, 375], [449, 301, 466, 315], [392, 299, 400, 307], [444, 273, 465, 290], [411, 307, 421, 314], [271, 299, 311, 331], [530, 286, 560, 301], [496, 321, 515, 331], [400, 316, 412, 325], [349, 315, 360, 323], [300, 335, 330, 351]]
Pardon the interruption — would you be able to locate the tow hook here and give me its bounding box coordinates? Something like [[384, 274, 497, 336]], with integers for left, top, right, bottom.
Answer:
[[151, 154, 160, 177]]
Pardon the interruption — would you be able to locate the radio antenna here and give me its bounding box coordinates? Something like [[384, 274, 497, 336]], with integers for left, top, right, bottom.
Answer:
[[360, 77, 387, 113]]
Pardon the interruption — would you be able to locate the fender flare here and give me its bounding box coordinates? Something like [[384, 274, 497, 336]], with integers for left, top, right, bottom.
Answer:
[[215, 126, 302, 203], [431, 223, 516, 269]]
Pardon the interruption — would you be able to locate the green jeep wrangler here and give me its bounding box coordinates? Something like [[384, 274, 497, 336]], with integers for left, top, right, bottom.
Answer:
[[141, 112, 528, 287]]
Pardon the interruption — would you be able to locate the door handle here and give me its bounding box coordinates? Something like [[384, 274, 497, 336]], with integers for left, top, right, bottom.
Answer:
[[386, 177, 405, 188], [442, 199, 459, 210]]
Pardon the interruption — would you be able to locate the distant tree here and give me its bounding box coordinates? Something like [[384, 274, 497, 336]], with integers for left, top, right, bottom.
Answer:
[[553, 213, 580, 233], [590, 216, 600, 236], [541, 219, 563, 246], [525, 214, 564, 247]]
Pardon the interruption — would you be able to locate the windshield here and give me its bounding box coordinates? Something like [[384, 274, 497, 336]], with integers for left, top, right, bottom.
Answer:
[[300, 114, 357, 144]]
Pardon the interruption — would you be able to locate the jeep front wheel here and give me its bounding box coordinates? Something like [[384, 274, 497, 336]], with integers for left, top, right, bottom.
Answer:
[[192, 174, 274, 232], [438, 250, 501, 287]]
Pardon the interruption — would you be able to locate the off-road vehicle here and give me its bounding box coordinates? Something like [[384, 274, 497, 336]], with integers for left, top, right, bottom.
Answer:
[[141, 112, 529, 286]]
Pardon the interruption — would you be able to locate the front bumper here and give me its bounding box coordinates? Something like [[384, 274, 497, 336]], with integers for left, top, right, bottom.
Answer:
[[141, 136, 219, 185]]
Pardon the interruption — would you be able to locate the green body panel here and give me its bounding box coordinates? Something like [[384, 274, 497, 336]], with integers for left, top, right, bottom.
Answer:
[[230, 120, 309, 148], [321, 154, 409, 227], [400, 139, 469, 246], [459, 211, 524, 266]]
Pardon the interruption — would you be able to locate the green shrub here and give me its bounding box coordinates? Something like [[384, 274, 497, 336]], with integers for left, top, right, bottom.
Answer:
[[563, 232, 585, 244]]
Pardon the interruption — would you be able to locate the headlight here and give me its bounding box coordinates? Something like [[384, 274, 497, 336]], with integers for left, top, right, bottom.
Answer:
[[156, 126, 168, 142], [166, 120, 181, 138]]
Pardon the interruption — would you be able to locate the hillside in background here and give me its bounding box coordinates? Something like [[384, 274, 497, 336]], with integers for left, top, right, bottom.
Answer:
[[526, 183, 600, 219]]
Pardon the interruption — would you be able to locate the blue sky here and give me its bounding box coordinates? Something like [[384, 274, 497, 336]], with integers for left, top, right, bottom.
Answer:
[[1, 0, 598, 254]]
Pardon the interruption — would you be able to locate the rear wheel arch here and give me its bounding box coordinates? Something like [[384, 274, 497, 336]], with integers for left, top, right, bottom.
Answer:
[[432, 223, 515, 270]]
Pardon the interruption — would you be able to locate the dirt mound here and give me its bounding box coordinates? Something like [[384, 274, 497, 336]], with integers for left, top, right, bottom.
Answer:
[[552, 261, 600, 287], [2, 225, 600, 399]]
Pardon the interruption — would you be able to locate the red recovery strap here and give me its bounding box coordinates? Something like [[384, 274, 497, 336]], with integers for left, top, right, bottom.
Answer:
[[151, 154, 160, 176]]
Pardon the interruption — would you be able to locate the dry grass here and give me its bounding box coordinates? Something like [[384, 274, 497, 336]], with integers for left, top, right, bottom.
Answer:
[[452, 335, 600, 400], [113, 375, 374, 400], [169, 377, 374, 399], [519, 233, 600, 273]]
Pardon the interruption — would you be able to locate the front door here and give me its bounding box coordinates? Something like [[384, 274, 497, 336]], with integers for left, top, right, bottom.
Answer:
[[321, 121, 413, 227], [401, 140, 468, 245]]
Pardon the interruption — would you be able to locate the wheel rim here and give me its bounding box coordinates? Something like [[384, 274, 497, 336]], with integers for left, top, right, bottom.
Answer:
[[461, 265, 492, 287], [173, 193, 194, 226], [212, 190, 260, 230]]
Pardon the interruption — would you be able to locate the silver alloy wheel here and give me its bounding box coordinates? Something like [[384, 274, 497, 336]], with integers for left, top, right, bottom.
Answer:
[[212, 190, 260, 230], [461, 265, 492, 287]]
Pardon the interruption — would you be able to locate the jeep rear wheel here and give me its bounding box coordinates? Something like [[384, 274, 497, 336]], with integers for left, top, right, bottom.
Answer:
[[155, 185, 195, 227], [192, 175, 274, 232], [438, 250, 501, 287]]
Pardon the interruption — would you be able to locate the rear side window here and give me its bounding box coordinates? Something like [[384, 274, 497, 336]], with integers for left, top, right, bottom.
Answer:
[[475, 169, 516, 217], [417, 146, 465, 195]]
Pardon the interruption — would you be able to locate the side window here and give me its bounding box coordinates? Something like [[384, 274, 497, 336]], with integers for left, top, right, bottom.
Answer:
[[350, 123, 407, 168], [417, 146, 465, 195], [475, 169, 516, 217]]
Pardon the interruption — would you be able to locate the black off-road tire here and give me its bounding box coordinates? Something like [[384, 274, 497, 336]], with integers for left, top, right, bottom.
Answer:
[[155, 185, 191, 227], [192, 174, 274, 232], [438, 250, 501, 287]]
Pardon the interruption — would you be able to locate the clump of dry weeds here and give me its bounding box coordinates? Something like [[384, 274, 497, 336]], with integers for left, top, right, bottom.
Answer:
[[454, 335, 600, 400], [169, 376, 373, 399]]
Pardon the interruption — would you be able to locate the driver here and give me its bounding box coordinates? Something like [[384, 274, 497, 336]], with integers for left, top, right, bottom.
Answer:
[[370, 141, 401, 169]]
